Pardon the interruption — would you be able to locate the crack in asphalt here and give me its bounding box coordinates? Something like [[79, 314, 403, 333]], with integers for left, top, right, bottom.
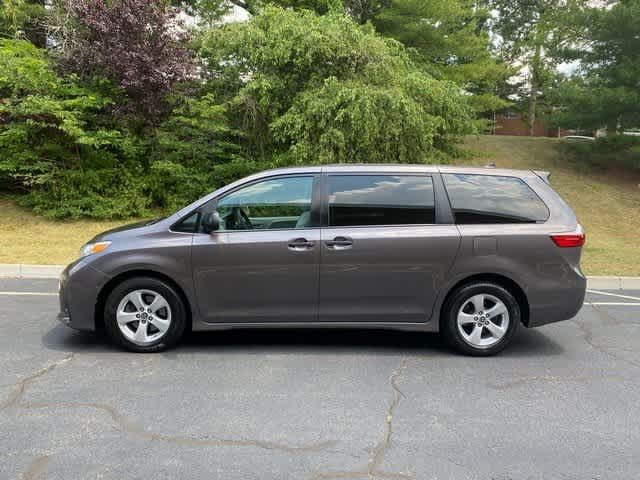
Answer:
[[571, 314, 640, 369], [310, 470, 413, 480], [368, 359, 408, 474], [589, 302, 640, 333], [0, 354, 74, 411], [309, 358, 414, 480], [589, 303, 623, 326], [21, 455, 51, 480], [21, 401, 337, 454], [5, 352, 336, 455], [486, 374, 626, 390]]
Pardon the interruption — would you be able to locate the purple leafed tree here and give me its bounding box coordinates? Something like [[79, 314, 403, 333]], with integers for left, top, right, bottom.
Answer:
[[62, 0, 196, 126]]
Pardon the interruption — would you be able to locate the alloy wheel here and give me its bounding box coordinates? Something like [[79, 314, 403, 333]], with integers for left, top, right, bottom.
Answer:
[[116, 289, 172, 346], [456, 293, 510, 349]]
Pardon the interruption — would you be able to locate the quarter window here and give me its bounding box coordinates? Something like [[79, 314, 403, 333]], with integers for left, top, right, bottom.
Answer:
[[443, 173, 549, 224], [215, 176, 314, 231], [327, 175, 436, 227], [172, 212, 200, 233]]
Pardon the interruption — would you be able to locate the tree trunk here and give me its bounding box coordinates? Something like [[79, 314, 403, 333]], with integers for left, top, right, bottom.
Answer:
[[528, 38, 543, 137], [528, 88, 537, 137], [606, 117, 619, 136]]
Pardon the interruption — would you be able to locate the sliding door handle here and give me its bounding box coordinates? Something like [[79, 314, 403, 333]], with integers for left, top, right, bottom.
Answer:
[[325, 236, 353, 250], [288, 238, 315, 251]]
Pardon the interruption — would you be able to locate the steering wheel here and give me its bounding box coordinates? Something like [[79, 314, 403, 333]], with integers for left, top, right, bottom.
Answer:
[[233, 206, 253, 230]]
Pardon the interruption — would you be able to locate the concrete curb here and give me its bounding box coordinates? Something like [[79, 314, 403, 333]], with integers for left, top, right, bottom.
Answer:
[[0, 264, 64, 279], [587, 276, 640, 290], [0, 263, 639, 289]]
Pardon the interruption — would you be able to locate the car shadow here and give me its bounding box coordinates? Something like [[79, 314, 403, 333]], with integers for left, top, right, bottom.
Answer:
[[42, 322, 564, 357], [500, 328, 565, 357]]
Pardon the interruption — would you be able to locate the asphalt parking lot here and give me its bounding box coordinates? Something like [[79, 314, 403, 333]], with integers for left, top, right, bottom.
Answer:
[[1, 278, 639, 480]]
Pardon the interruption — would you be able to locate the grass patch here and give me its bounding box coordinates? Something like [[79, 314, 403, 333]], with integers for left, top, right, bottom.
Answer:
[[1, 135, 638, 275], [0, 197, 143, 265], [463, 135, 640, 276]]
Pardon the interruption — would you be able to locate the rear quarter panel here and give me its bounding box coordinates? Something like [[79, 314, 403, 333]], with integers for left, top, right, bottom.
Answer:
[[432, 170, 586, 328]]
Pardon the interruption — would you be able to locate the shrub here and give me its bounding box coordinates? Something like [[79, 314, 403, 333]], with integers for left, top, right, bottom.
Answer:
[[560, 135, 640, 170], [0, 40, 134, 186], [18, 168, 151, 219]]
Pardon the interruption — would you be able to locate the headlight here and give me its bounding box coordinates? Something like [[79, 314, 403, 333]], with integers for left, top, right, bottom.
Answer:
[[79, 241, 111, 258]]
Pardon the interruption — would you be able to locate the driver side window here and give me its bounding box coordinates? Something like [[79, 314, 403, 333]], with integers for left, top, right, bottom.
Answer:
[[216, 176, 314, 231]]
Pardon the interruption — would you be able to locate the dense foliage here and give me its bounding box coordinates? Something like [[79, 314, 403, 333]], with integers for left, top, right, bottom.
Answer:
[[373, 0, 512, 115], [266, 0, 513, 115], [548, 0, 640, 166], [202, 7, 473, 163], [560, 136, 640, 171], [486, 0, 586, 135], [0, 0, 637, 219], [552, 0, 640, 133], [0, 39, 148, 218], [56, 0, 196, 126]]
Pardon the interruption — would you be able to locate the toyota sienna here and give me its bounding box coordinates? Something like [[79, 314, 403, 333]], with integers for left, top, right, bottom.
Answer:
[[58, 165, 586, 355]]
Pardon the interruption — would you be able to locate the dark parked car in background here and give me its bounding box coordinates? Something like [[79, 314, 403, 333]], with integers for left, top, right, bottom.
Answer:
[[59, 165, 586, 355]]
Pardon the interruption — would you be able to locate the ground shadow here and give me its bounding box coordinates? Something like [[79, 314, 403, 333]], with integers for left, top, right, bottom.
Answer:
[[42, 324, 121, 354], [500, 328, 565, 357], [42, 321, 564, 357]]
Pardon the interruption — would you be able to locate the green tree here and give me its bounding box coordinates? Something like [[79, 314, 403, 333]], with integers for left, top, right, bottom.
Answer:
[[201, 6, 474, 164], [373, 0, 512, 115], [487, 0, 584, 135], [553, 0, 640, 133], [261, 0, 511, 114], [242, 0, 389, 23]]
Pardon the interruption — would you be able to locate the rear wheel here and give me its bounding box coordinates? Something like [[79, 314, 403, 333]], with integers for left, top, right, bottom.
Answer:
[[441, 282, 520, 356], [104, 277, 186, 353]]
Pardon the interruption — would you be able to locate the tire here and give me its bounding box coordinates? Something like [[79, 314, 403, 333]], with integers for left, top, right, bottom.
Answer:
[[441, 282, 520, 356], [104, 277, 187, 353]]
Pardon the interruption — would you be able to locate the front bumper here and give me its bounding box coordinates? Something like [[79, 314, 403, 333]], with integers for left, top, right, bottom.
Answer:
[[58, 259, 111, 331], [57, 304, 72, 327]]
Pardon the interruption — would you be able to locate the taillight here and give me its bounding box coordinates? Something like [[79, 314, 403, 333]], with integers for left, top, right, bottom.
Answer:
[[550, 232, 586, 248]]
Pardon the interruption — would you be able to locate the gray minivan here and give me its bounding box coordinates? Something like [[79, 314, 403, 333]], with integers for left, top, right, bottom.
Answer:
[[58, 165, 586, 355]]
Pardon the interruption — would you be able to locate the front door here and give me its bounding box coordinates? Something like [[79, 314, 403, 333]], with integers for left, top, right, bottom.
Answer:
[[192, 175, 321, 323], [319, 173, 460, 323]]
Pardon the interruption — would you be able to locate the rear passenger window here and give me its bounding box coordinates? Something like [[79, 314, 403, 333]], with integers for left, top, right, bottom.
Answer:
[[443, 173, 549, 224], [327, 175, 435, 227]]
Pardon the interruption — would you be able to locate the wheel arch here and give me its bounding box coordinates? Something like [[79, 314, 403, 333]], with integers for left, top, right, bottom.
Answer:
[[95, 269, 193, 331], [438, 273, 530, 328]]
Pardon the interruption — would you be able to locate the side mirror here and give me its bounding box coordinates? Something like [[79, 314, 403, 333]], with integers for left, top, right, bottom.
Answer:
[[201, 211, 221, 234]]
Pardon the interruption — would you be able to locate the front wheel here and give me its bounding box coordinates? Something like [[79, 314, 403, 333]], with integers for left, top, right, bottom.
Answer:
[[441, 282, 520, 356], [104, 277, 187, 353]]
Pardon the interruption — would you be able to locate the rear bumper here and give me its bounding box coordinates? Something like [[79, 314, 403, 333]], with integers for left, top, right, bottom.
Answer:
[[526, 272, 587, 327], [58, 259, 111, 332]]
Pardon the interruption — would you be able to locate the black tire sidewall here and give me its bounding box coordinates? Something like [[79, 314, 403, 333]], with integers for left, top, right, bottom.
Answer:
[[104, 277, 186, 353], [442, 282, 520, 356]]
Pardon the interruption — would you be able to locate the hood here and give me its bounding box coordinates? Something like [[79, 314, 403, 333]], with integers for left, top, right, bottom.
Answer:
[[88, 217, 164, 243]]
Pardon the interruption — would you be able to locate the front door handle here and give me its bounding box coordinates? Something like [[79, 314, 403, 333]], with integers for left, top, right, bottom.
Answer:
[[288, 238, 315, 251], [325, 236, 353, 250]]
